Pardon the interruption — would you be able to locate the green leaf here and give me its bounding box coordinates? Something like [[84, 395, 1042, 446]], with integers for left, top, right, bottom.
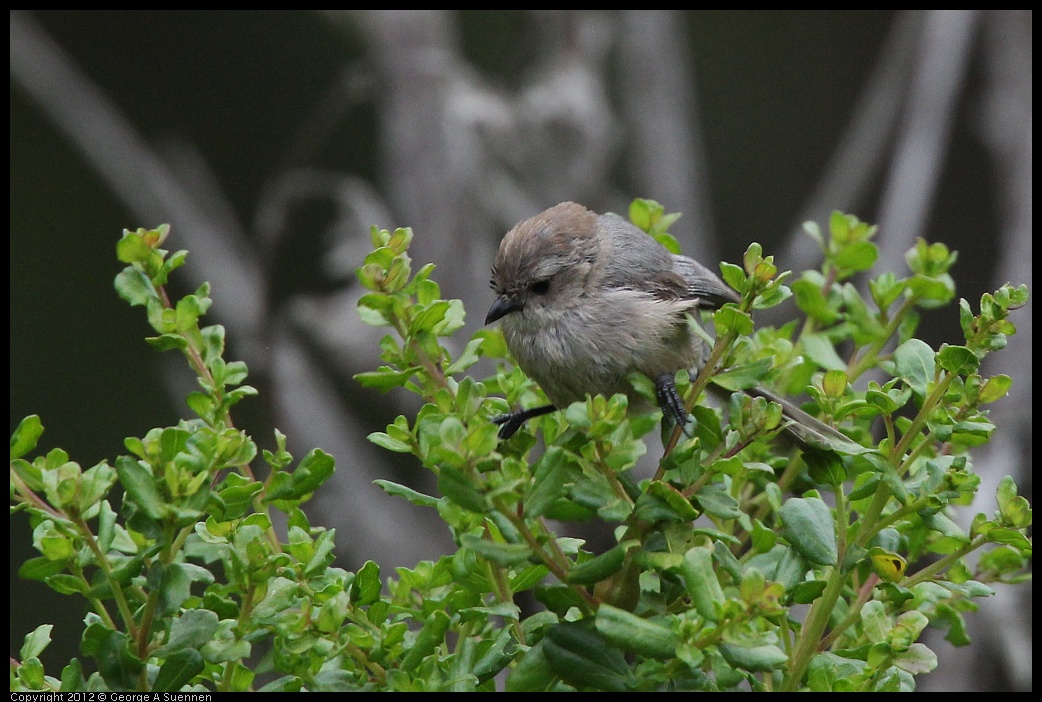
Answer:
[[155, 609, 219, 656], [566, 543, 629, 585], [712, 358, 775, 391], [720, 261, 747, 292], [801, 333, 846, 372], [779, 497, 837, 566], [400, 610, 451, 670], [461, 535, 534, 567], [367, 431, 413, 453], [714, 306, 754, 336], [158, 563, 215, 617], [995, 475, 1031, 527], [979, 374, 1012, 403], [373, 479, 439, 508], [804, 448, 846, 487], [937, 345, 980, 374], [114, 267, 156, 307], [834, 240, 878, 272], [116, 229, 156, 263], [94, 628, 144, 690], [718, 643, 789, 672], [790, 579, 828, 604], [595, 604, 679, 660], [526, 447, 571, 519], [11, 415, 43, 460], [355, 366, 419, 391], [936, 579, 995, 598], [438, 465, 489, 512], [505, 640, 558, 692], [893, 339, 935, 397], [410, 300, 451, 334], [861, 600, 891, 643], [264, 449, 335, 502], [681, 546, 725, 621], [892, 643, 937, 675], [351, 560, 382, 605], [792, 277, 838, 324], [446, 337, 485, 375], [16, 656, 45, 690], [986, 527, 1031, 551], [629, 198, 658, 232], [20, 624, 53, 660], [59, 658, 86, 692], [633, 480, 698, 522], [544, 622, 631, 692], [116, 456, 168, 520], [694, 485, 741, 520], [143, 334, 188, 354], [18, 556, 68, 582]]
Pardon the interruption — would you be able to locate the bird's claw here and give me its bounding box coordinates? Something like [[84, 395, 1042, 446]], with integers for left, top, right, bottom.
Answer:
[[493, 404, 558, 440], [656, 373, 695, 437]]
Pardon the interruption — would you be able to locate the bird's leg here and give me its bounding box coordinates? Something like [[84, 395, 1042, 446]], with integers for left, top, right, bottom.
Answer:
[[493, 404, 558, 440], [655, 373, 694, 436]]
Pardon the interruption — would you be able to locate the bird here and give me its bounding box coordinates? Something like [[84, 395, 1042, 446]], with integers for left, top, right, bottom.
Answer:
[[485, 201, 853, 451]]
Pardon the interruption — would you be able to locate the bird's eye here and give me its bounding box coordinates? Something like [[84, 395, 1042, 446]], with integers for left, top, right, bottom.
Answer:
[[530, 280, 551, 295]]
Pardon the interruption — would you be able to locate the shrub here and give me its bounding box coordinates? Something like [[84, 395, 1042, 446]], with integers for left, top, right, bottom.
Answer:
[[10, 202, 1031, 691]]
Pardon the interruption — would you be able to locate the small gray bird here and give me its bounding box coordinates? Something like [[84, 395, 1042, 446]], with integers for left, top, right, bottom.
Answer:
[[485, 201, 853, 449], [485, 201, 739, 439]]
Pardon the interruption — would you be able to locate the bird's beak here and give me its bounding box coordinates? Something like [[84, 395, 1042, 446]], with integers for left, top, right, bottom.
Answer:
[[485, 295, 522, 325]]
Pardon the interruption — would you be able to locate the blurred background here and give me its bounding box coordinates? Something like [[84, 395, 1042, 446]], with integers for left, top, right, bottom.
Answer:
[[10, 10, 1031, 691]]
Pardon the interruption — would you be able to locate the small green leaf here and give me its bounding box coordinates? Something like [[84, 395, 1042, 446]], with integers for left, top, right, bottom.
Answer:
[[265, 449, 335, 502], [714, 307, 754, 336], [367, 432, 413, 453], [526, 447, 571, 519], [566, 543, 629, 585], [351, 560, 382, 605], [893, 339, 935, 397], [355, 366, 420, 392], [629, 199, 658, 231], [446, 337, 485, 375], [400, 610, 451, 671], [20, 624, 53, 660], [114, 267, 156, 307], [18, 556, 68, 581], [44, 573, 87, 595], [937, 345, 980, 374], [116, 456, 168, 520], [995, 476, 1032, 528], [544, 622, 631, 692], [438, 465, 488, 512], [461, 536, 534, 567], [373, 479, 438, 508], [156, 609, 220, 656], [718, 643, 789, 672], [634, 480, 699, 522], [505, 639, 558, 692], [145, 334, 189, 352], [801, 333, 846, 372], [979, 374, 1012, 403], [11, 415, 44, 460], [95, 629, 144, 690], [681, 546, 724, 621], [694, 485, 741, 520], [892, 643, 937, 675], [779, 497, 837, 566], [861, 600, 891, 643], [712, 358, 774, 391], [595, 604, 679, 660], [834, 240, 878, 272], [720, 262, 747, 292]]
